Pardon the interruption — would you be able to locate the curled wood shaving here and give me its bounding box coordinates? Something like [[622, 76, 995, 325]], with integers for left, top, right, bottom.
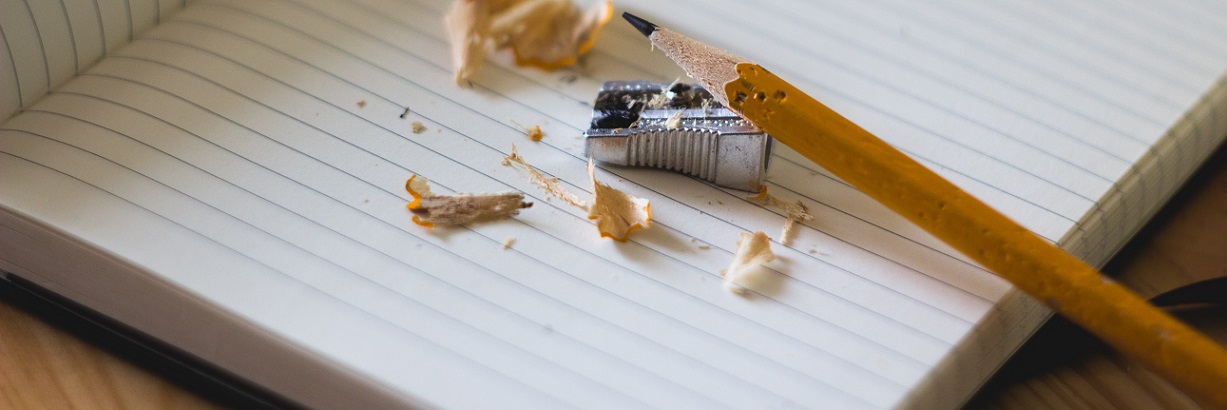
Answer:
[[749, 187, 814, 246], [723, 231, 775, 295], [405, 175, 531, 227], [587, 158, 651, 241], [444, 0, 613, 85], [501, 146, 651, 241], [501, 144, 587, 208]]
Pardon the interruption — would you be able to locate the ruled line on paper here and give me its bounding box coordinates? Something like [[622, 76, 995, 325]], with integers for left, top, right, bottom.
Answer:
[[999, 0, 1217, 83], [862, 0, 1180, 129], [1052, 1, 1225, 73], [953, 1, 1203, 96], [52, 0, 82, 74], [754, 0, 1149, 164], [1, 0, 193, 120]]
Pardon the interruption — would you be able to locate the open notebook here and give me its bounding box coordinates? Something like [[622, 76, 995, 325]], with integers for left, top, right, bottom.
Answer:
[[2, 0, 1225, 408]]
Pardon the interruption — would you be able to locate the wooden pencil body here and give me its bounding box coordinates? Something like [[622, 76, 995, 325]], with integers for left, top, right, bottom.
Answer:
[[725, 63, 1227, 408]]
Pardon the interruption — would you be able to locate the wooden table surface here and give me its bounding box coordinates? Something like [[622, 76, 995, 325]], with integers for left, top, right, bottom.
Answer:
[[2, 154, 1225, 409]]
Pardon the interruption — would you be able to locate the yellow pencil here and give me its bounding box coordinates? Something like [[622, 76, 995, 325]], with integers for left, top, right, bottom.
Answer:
[[621, 13, 1227, 407]]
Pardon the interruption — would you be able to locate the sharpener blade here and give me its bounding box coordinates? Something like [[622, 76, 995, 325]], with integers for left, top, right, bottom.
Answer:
[[583, 81, 772, 192]]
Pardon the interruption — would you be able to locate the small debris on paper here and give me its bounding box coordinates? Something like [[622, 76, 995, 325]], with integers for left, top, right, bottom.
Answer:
[[501, 237, 516, 250], [412, 121, 427, 134], [749, 187, 814, 246], [444, 0, 614, 85], [502, 144, 588, 208], [587, 158, 651, 241], [405, 175, 531, 228], [690, 238, 711, 250], [722, 231, 775, 295], [526, 124, 543, 141], [357, 100, 367, 108], [400, 107, 411, 119]]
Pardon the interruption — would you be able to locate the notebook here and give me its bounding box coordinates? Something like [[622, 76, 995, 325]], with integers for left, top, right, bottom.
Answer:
[[2, 0, 1225, 408]]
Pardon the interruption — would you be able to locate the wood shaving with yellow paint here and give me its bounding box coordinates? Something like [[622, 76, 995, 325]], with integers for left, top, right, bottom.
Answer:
[[527, 124, 543, 141], [444, 0, 613, 85], [404, 175, 531, 227], [587, 158, 651, 241]]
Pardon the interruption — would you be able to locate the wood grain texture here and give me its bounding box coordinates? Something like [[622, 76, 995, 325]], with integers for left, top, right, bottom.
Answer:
[[0, 152, 1224, 409], [0, 301, 218, 409], [975, 148, 1227, 410]]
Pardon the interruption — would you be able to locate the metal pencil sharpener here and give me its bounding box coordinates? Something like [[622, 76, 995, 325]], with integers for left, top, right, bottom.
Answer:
[[583, 81, 772, 192]]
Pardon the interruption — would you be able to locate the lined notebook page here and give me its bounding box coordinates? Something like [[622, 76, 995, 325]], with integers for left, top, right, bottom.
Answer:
[[0, 0, 192, 120], [1, 0, 1225, 408]]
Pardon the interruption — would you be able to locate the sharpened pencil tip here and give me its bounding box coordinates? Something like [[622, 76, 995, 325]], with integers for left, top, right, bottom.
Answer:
[[622, 12, 657, 37]]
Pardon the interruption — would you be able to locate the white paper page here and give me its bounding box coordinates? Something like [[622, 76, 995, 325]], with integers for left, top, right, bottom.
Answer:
[[1, 0, 1225, 408], [0, 0, 193, 120]]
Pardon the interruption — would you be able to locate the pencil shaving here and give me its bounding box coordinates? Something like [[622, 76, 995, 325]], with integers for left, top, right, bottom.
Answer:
[[587, 158, 651, 241], [723, 231, 774, 295], [502, 144, 587, 209], [622, 94, 641, 110], [502, 146, 650, 240], [412, 121, 427, 133], [444, 0, 613, 85], [749, 187, 813, 245], [405, 175, 531, 227], [691, 238, 711, 250], [645, 78, 680, 109], [526, 124, 543, 141], [664, 110, 683, 130]]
